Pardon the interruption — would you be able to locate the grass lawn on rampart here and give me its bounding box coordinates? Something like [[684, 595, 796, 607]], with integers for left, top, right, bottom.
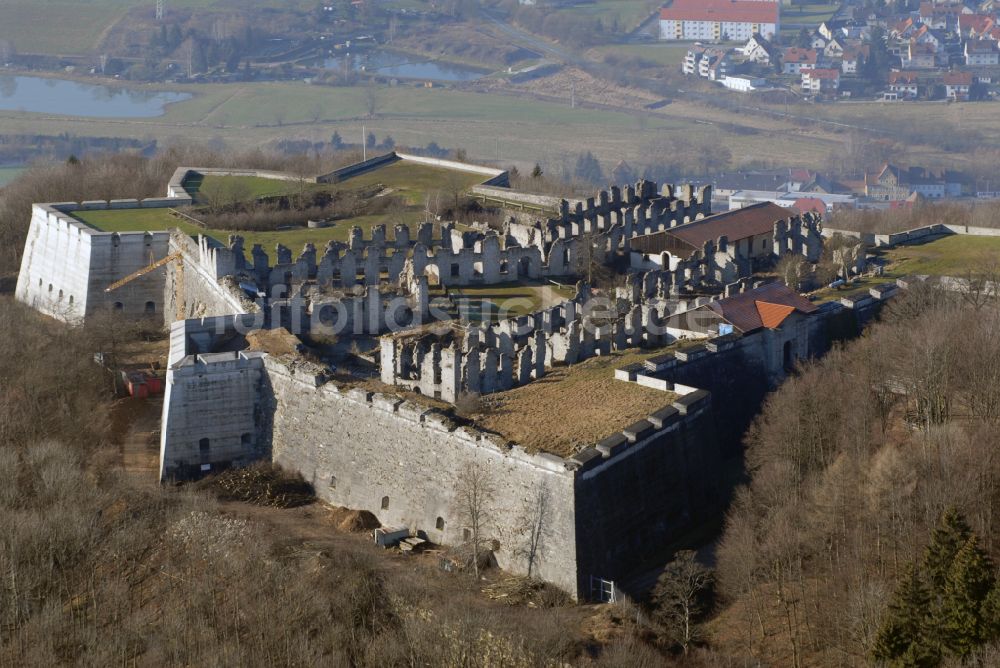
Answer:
[[72, 207, 430, 256], [188, 161, 487, 205], [71, 159, 490, 255], [810, 234, 1000, 303], [886, 234, 1000, 277], [473, 343, 681, 457]]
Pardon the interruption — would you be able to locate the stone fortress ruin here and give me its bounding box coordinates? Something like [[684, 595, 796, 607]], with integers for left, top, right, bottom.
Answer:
[[16, 151, 877, 598]]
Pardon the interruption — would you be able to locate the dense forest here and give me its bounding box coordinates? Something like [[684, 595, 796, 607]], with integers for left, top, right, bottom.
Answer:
[[711, 285, 1000, 666]]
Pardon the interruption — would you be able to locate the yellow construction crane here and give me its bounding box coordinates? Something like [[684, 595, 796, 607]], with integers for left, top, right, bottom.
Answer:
[[105, 251, 185, 321]]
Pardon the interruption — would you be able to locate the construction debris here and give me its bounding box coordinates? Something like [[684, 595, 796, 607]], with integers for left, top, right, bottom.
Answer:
[[482, 575, 569, 608], [196, 463, 314, 508]]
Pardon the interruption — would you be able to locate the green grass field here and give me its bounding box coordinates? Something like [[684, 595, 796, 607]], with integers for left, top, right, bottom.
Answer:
[[591, 43, 690, 68], [0, 0, 310, 55], [549, 0, 659, 31]]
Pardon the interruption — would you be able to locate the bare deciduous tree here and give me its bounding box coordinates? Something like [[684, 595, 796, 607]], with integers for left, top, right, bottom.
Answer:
[[455, 462, 495, 580], [652, 551, 714, 654]]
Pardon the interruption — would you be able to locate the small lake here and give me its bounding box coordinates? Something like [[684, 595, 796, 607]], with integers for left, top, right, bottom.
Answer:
[[0, 75, 190, 118], [324, 50, 488, 82]]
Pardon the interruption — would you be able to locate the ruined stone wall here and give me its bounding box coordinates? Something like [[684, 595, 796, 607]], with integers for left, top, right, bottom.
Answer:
[[160, 233, 259, 323], [263, 358, 581, 595]]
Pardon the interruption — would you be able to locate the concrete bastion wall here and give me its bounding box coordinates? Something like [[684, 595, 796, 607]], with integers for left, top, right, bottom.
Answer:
[[16, 198, 257, 327], [16, 202, 172, 322]]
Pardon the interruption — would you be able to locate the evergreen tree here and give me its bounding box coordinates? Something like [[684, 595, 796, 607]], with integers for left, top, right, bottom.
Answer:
[[330, 131, 343, 149], [923, 508, 973, 592], [574, 151, 603, 185], [531, 163, 543, 178], [872, 564, 938, 666], [938, 536, 996, 657], [365, 131, 376, 149], [795, 27, 811, 49]]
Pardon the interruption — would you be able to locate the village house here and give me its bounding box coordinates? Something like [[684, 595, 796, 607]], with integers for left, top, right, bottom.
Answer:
[[943, 70, 974, 100], [903, 41, 938, 69], [841, 45, 869, 74], [801, 67, 841, 95], [866, 163, 965, 200], [959, 13, 996, 39], [887, 71, 922, 100], [919, 1, 972, 31], [965, 39, 1000, 66], [742, 33, 777, 65], [682, 45, 733, 81], [782, 47, 819, 74]]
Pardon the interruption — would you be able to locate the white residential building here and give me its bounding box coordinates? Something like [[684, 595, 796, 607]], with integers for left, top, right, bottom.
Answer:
[[660, 0, 780, 42]]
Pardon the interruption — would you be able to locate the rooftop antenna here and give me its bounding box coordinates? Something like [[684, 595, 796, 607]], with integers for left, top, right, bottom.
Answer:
[[156, 0, 164, 21]]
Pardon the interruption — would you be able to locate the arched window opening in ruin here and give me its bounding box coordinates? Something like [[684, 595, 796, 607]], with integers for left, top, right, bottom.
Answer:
[[450, 264, 460, 278], [463, 528, 472, 542], [518, 257, 530, 277], [241, 433, 251, 446], [473, 262, 483, 278], [68, 296, 74, 305], [111, 234, 120, 247], [329, 475, 337, 489], [783, 341, 793, 371], [113, 302, 124, 311], [199, 438, 210, 453], [58, 290, 63, 300], [145, 301, 156, 314], [436, 517, 445, 531], [381, 496, 390, 510], [48, 284, 53, 293]]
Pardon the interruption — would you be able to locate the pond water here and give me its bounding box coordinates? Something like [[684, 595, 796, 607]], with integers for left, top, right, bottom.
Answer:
[[0, 75, 191, 118], [324, 50, 488, 82]]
